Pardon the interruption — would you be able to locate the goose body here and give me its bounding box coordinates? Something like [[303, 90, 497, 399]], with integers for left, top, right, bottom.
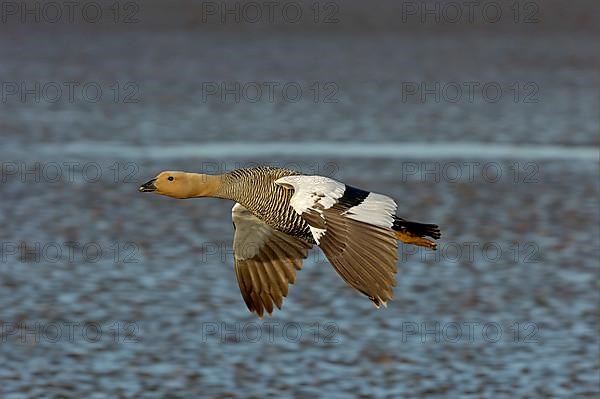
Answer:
[[140, 166, 441, 317], [218, 167, 314, 242]]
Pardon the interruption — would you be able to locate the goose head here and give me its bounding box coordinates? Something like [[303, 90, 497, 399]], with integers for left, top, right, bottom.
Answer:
[[139, 171, 220, 199]]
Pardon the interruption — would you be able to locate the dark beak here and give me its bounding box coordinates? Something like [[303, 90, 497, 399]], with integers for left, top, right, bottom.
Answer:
[[139, 178, 157, 192]]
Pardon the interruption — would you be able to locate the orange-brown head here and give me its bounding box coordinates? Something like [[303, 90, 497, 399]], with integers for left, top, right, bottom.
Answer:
[[139, 171, 222, 199]]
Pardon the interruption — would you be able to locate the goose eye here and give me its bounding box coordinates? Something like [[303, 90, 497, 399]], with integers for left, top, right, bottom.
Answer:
[[168, 176, 174, 181]]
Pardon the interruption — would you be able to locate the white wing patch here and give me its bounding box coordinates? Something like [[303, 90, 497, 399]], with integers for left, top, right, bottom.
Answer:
[[276, 175, 345, 244], [275, 175, 345, 214], [343, 192, 397, 228], [276, 175, 397, 244]]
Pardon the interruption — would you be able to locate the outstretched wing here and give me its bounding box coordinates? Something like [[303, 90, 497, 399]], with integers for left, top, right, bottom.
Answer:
[[231, 203, 312, 317], [275, 176, 398, 307]]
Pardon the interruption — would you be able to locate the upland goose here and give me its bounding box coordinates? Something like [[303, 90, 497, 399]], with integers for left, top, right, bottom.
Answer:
[[140, 166, 440, 317]]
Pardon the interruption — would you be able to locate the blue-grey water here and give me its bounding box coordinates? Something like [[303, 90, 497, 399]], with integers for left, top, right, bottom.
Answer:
[[0, 1, 598, 397]]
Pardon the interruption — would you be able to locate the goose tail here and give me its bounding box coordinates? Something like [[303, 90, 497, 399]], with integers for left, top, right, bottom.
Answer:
[[392, 217, 441, 250]]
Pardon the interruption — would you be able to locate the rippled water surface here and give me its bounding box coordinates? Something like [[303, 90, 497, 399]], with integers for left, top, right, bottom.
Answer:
[[1, 1, 598, 397]]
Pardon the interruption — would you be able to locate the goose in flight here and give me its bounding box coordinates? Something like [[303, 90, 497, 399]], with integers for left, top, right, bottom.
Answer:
[[140, 166, 440, 317]]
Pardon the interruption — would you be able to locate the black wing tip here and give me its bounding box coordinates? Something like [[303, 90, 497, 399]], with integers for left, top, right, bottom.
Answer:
[[394, 219, 442, 240]]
